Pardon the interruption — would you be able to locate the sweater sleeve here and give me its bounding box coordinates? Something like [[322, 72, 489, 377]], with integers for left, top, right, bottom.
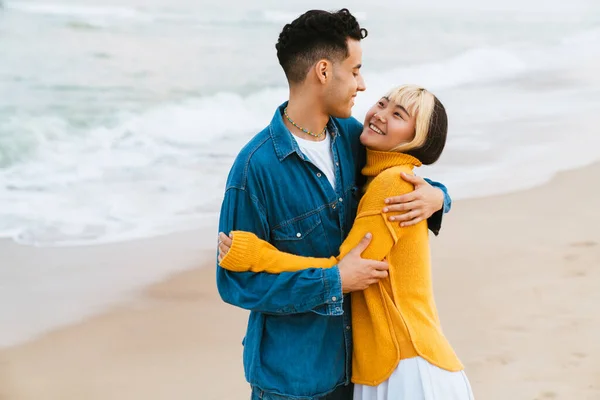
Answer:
[[219, 168, 412, 273], [219, 230, 338, 272]]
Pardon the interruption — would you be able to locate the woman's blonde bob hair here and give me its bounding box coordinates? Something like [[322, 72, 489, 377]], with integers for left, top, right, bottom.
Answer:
[[384, 84, 448, 165]]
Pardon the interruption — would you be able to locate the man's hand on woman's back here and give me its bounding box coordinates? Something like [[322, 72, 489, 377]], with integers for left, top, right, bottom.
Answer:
[[338, 233, 389, 293]]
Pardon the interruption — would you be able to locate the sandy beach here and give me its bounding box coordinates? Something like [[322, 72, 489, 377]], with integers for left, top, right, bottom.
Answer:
[[1, 163, 599, 400]]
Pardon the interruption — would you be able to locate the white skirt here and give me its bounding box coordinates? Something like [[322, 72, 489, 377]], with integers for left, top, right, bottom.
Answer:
[[353, 356, 474, 400]]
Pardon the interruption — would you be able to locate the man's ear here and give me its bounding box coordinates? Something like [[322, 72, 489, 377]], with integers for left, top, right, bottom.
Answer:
[[314, 60, 330, 84]]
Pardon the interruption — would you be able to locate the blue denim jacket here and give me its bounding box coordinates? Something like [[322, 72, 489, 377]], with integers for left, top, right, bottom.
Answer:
[[217, 103, 451, 399]]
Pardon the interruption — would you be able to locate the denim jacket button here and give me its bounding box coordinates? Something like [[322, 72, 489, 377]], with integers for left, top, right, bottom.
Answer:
[[317, 173, 322, 177], [331, 296, 337, 302], [296, 232, 301, 238], [338, 198, 343, 202]]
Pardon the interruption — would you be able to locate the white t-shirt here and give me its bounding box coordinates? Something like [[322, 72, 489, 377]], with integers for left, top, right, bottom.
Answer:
[[293, 132, 336, 191]]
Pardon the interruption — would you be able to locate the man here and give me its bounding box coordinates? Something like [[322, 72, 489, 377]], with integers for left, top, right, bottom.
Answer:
[[217, 9, 451, 400]]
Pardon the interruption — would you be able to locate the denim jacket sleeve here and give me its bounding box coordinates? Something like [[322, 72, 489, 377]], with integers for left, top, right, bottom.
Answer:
[[216, 187, 343, 315], [423, 178, 452, 237]]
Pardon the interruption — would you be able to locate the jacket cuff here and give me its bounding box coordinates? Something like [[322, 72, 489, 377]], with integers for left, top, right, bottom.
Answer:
[[311, 267, 344, 316]]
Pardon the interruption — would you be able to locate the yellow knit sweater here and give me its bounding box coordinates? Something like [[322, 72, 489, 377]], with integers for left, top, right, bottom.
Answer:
[[220, 149, 463, 385]]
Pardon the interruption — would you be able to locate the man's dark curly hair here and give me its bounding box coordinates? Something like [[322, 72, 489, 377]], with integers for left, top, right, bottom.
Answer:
[[276, 9, 368, 83]]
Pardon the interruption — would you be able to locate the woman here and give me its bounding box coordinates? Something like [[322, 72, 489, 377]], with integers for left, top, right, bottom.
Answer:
[[219, 85, 474, 399]]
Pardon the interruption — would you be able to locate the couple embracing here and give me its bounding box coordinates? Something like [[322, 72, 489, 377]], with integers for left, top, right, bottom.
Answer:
[[216, 8, 474, 400]]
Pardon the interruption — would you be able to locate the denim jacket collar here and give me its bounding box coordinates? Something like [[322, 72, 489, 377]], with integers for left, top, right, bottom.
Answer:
[[269, 102, 340, 162]]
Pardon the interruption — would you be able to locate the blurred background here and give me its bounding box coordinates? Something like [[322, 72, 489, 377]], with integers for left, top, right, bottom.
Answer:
[[1, 1, 599, 399], [1, 0, 599, 247]]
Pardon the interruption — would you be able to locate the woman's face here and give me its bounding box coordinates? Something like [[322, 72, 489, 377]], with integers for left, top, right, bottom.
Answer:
[[359, 97, 416, 151]]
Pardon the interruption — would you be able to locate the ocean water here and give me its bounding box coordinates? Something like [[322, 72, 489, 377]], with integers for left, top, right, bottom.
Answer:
[[1, 0, 600, 346], [1, 0, 600, 246]]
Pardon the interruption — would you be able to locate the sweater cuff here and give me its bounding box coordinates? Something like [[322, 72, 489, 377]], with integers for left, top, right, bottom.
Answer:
[[219, 231, 261, 272]]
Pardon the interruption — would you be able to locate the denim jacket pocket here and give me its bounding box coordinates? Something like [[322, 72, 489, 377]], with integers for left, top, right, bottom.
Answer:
[[271, 211, 329, 255], [272, 212, 322, 241]]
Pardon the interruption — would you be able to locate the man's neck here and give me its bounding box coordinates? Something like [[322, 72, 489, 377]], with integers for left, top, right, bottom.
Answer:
[[285, 92, 329, 142]]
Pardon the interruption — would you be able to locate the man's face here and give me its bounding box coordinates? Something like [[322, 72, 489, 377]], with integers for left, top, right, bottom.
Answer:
[[324, 39, 366, 119]]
